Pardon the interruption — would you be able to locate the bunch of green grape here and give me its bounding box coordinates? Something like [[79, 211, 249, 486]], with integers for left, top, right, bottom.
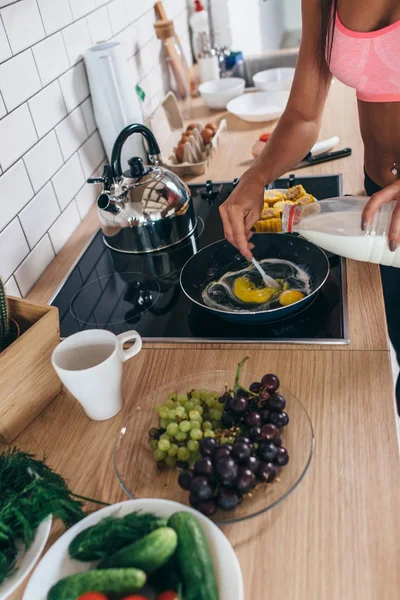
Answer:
[[148, 389, 224, 468]]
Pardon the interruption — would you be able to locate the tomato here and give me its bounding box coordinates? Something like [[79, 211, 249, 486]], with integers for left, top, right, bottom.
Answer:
[[156, 592, 179, 600], [121, 596, 149, 600], [78, 594, 109, 600], [259, 133, 270, 142]]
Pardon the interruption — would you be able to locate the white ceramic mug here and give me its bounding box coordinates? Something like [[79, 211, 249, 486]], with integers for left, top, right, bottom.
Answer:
[[51, 329, 142, 420]]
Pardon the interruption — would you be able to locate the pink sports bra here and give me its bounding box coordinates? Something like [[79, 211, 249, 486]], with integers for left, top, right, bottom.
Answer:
[[329, 11, 400, 102]]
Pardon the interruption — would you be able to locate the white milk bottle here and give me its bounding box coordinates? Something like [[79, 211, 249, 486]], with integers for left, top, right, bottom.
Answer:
[[282, 197, 400, 267]]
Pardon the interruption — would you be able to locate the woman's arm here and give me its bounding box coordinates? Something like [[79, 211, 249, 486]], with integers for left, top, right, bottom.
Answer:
[[219, 0, 333, 259]]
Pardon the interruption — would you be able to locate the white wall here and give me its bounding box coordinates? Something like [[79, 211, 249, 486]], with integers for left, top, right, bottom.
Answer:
[[0, 0, 190, 298], [283, 0, 302, 31]]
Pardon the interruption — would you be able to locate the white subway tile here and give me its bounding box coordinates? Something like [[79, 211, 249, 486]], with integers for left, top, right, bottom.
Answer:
[[28, 81, 67, 138], [75, 182, 98, 219], [49, 199, 80, 254], [69, 0, 96, 20], [78, 131, 104, 179], [0, 16, 11, 62], [32, 33, 70, 86], [135, 9, 155, 47], [24, 131, 63, 193], [59, 62, 89, 114], [52, 152, 85, 211], [0, 50, 41, 112], [0, 92, 5, 118], [55, 106, 87, 160], [0, 104, 37, 171], [1, 0, 45, 54], [4, 276, 21, 298], [37, 0, 73, 35], [95, 0, 110, 7], [19, 182, 60, 248], [14, 234, 55, 297], [0, 218, 29, 281], [87, 6, 112, 44], [0, 160, 33, 231], [107, 0, 128, 35], [62, 19, 92, 66], [81, 97, 96, 135]]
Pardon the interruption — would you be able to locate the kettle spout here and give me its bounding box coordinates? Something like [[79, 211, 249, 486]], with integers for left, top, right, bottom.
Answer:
[[97, 192, 123, 215]]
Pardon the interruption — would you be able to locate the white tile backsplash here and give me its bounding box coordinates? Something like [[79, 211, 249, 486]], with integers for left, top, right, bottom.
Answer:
[[49, 199, 81, 253], [0, 160, 33, 231], [14, 233, 55, 296], [32, 32, 70, 86], [0, 218, 30, 281], [87, 6, 112, 44], [59, 62, 90, 113], [0, 0, 190, 296], [55, 106, 88, 160], [52, 152, 85, 210], [0, 50, 41, 111], [0, 16, 11, 62], [69, 0, 96, 21], [28, 81, 67, 138], [0, 103, 37, 170], [4, 275, 21, 297], [78, 131, 104, 178], [37, 0, 73, 36], [1, 0, 45, 54], [19, 182, 60, 248], [24, 131, 64, 192], [62, 18, 92, 65]]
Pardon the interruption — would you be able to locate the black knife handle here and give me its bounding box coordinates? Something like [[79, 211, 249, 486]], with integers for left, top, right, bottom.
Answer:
[[305, 148, 352, 166]]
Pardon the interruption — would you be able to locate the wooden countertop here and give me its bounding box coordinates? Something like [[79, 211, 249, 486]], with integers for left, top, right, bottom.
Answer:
[[6, 80, 400, 600]]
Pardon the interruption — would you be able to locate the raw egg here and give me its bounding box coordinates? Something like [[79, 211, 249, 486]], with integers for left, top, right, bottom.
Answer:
[[278, 290, 305, 306], [233, 276, 278, 304]]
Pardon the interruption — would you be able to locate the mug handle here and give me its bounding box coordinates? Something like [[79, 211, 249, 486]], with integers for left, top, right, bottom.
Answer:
[[116, 330, 143, 362]]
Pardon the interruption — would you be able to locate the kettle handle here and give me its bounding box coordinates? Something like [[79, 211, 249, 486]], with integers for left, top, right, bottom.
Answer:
[[111, 124, 161, 178]]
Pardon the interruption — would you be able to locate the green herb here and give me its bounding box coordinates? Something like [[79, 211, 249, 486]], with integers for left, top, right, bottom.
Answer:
[[68, 512, 167, 562], [0, 447, 103, 584]]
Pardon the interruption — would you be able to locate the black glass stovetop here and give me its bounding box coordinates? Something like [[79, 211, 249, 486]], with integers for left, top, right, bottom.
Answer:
[[51, 174, 349, 344]]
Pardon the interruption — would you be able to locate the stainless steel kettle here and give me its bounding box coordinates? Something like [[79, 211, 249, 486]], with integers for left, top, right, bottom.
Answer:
[[88, 124, 196, 254]]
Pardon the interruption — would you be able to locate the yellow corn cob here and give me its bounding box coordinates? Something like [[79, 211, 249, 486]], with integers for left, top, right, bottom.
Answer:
[[274, 200, 294, 214], [284, 184, 306, 202], [254, 218, 282, 233], [261, 206, 280, 219], [264, 190, 283, 205], [294, 193, 316, 206]]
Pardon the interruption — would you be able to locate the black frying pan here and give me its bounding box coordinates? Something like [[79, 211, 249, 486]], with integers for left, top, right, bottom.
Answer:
[[180, 233, 330, 323]]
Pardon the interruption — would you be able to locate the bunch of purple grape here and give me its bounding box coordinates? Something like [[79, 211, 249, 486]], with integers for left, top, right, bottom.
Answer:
[[177, 372, 290, 516]]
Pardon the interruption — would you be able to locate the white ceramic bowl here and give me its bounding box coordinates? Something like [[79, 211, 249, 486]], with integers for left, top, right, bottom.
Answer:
[[0, 516, 52, 600], [23, 499, 244, 600], [199, 77, 245, 109], [227, 90, 289, 123], [253, 67, 295, 92]]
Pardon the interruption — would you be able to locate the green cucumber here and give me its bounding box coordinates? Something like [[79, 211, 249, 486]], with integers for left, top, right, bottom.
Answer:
[[47, 567, 146, 600], [168, 512, 219, 600], [99, 526, 177, 574]]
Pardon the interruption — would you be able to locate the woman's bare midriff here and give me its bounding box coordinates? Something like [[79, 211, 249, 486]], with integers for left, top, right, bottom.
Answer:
[[358, 100, 400, 188]]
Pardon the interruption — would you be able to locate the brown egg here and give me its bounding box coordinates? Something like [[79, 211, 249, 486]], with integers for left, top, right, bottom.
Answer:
[[201, 127, 214, 145], [186, 123, 200, 131], [178, 135, 191, 146], [175, 145, 185, 163], [205, 122, 217, 133]]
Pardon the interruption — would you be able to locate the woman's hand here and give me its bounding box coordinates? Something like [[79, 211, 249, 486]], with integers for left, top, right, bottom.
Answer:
[[219, 172, 265, 260], [362, 179, 400, 251]]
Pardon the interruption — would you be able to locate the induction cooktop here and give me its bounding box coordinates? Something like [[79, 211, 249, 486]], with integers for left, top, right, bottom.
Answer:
[[50, 174, 349, 344]]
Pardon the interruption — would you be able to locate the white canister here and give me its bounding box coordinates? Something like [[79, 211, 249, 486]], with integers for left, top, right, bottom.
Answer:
[[84, 42, 147, 166]]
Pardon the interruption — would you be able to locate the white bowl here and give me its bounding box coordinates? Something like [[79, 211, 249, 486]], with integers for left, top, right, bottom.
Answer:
[[253, 67, 295, 92], [23, 499, 244, 600], [199, 77, 245, 109], [0, 516, 52, 600], [227, 90, 289, 123]]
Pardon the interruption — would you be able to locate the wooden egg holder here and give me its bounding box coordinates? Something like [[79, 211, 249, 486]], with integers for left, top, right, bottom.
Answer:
[[147, 91, 227, 177]]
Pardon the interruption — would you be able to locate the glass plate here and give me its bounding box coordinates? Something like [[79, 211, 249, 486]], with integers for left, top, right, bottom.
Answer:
[[114, 370, 314, 525]]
